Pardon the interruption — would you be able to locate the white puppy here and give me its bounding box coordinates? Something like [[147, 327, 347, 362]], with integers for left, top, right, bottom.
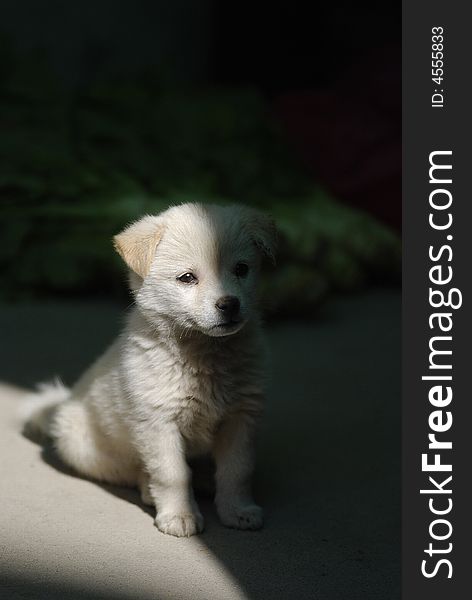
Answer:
[[25, 202, 276, 537]]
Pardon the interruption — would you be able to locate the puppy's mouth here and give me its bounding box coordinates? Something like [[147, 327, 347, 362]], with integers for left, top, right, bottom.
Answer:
[[215, 319, 241, 330], [209, 318, 245, 336]]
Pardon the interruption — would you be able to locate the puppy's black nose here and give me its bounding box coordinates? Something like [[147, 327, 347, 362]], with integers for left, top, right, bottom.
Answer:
[[215, 296, 240, 318]]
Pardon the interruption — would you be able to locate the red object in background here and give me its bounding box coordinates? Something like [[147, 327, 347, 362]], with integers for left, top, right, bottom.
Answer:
[[273, 46, 401, 231]]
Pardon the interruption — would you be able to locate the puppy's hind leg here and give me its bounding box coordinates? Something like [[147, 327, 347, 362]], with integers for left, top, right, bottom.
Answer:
[[51, 399, 138, 487]]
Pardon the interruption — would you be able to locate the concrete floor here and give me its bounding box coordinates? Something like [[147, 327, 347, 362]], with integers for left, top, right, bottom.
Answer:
[[0, 289, 400, 599]]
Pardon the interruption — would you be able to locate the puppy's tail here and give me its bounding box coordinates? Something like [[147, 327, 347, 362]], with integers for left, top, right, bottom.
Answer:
[[20, 378, 71, 438]]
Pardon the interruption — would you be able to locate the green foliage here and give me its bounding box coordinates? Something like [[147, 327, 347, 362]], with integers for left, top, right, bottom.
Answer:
[[0, 51, 400, 313]]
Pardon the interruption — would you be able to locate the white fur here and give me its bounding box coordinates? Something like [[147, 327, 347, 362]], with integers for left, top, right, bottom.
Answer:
[[24, 203, 276, 537]]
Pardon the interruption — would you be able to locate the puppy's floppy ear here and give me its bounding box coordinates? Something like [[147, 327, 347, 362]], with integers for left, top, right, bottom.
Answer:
[[243, 207, 277, 264], [113, 216, 165, 278]]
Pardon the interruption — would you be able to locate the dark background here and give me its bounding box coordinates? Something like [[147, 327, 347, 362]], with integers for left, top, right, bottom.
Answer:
[[0, 0, 401, 310]]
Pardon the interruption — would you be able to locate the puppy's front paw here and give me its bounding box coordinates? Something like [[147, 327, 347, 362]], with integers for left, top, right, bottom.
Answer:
[[217, 503, 264, 530], [155, 512, 204, 537]]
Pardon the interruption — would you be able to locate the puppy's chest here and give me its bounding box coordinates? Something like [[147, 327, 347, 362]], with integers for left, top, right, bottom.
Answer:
[[172, 362, 236, 440], [131, 335, 263, 447]]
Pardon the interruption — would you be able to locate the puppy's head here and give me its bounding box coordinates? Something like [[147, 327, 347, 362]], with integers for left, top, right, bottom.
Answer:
[[114, 203, 276, 337]]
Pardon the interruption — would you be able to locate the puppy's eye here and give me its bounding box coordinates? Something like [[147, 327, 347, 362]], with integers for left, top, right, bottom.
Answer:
[[234, 262, 249, 278], [177, 272, 198, 284]]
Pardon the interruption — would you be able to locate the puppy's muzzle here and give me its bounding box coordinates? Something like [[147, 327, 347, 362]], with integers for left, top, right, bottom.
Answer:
[[215, 296, 240, 321]]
